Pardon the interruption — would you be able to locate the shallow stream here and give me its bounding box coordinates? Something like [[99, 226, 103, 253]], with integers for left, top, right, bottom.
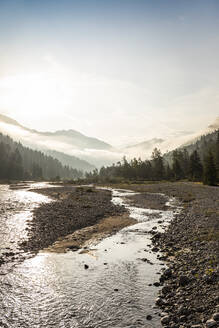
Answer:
[[0, 184, 178, 328]]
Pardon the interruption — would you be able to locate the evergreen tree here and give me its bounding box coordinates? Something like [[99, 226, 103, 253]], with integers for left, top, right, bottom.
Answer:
[[189, 150, 203, 181], [203, 151, 217, 185], [165, 163, 173, 180], [172, 150, 183, 180], [151, 148, 164, 180]]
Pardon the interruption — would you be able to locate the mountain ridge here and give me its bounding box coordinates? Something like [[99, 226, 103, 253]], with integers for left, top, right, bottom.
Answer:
[[0, 114, 96, 171], [0, 114, 112, 150]]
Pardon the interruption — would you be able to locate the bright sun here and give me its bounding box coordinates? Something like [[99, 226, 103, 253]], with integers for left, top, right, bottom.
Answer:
[[0, 72, 71, 117]]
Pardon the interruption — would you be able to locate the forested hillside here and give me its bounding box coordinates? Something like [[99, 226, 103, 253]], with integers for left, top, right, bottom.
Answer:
[[44, 149, 95, 172], [85, 130, 219, 186], [0, 133, 83, 180]]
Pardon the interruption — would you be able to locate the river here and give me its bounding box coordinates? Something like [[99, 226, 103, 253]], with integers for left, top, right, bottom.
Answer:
[[0, 183, 178, 328]]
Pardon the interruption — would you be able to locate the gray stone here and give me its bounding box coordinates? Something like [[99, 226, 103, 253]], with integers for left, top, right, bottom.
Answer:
[[160, 312, 169, 317], [179, 275, 190, 286], [156, 297, 166, 306], [161, 315, 171, 325], [206, 319, 217, 327], [212, 313, 219, 321]]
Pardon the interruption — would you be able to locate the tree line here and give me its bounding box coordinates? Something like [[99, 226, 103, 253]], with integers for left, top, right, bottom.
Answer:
[[0, 133, 83, 181], [85, 130, 219, 186]]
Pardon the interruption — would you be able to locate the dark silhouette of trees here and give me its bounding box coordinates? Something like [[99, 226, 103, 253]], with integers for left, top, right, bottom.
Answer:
[[203, 151, 217, 185], [172, 150, 184, 180], [189, 150, 203, 181], [84, 129, 219, 186], [151, 148, 164, 180], [0, 133, 83, 181]]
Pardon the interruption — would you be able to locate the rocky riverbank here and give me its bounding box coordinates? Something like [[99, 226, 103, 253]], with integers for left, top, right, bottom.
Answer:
[[20, 186, 130, 254], [115, 182, 219, 328]]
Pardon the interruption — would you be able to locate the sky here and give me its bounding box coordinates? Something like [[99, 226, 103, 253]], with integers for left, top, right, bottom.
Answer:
[[0, 0, 219, 146]]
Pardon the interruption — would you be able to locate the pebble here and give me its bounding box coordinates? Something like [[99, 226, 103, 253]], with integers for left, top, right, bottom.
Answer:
[[205, 319, 217, 327], [179, 275, 190, 287], [161, 315, 170, 325], [153, 282, 160, 287], [212, 313, 219, 321], [160, 312, 169, 317], [156, 298, 166, 306]]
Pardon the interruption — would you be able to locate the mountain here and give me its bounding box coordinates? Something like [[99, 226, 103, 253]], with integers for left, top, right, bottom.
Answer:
[[44, 149, 95, 172], [0, 114, 22, 127], [164, 118, 219, 163], [41, 130, 112, 150], [0, 133, 83, 180], [123, 138, 164, 157], [0, 113, 218, 169], [208, 117, 219, 131], [0, 114, 112, 150], [0, 114, 96, 171]]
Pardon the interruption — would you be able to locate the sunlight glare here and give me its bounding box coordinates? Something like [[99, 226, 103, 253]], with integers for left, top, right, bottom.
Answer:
[[0, 72, 72, 118]]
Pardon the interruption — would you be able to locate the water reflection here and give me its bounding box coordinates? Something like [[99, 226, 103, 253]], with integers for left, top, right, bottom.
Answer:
[[0, 183, 52, 269], [0, 185, 178, 328]]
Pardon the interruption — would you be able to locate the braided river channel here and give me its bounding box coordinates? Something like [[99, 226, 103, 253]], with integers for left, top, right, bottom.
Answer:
[[0, 183, 178, 328]]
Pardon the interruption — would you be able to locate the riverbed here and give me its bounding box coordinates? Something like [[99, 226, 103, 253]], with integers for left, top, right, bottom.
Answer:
[[0, 183, 178, 328]]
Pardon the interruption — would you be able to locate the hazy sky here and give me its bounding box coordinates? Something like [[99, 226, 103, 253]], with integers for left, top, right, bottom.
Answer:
[[0, 0, 218, 145]]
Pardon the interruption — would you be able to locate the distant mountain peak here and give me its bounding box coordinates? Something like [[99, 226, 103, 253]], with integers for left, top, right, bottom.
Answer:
[[0, 114, 21, 127], [45, 129, 84, 137], [126, 137, 164, 149]]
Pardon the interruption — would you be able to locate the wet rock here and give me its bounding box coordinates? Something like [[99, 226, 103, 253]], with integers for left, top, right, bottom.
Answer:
[[68, 245, 80, 251], [160, 268, 172, 282], [153, 282, 160, 287], [156, 298, 166, 306], [140, 258, 153, 265]]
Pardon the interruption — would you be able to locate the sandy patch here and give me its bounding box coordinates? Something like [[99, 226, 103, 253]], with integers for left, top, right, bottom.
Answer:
[[42, 214, 136, 253]]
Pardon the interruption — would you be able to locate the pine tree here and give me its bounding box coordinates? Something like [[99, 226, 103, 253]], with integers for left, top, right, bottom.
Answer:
[[203, 151, 217, 186], [189, 150, 203, 181], [151, 148, 164, 180], [172, 150, 183, 180]]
